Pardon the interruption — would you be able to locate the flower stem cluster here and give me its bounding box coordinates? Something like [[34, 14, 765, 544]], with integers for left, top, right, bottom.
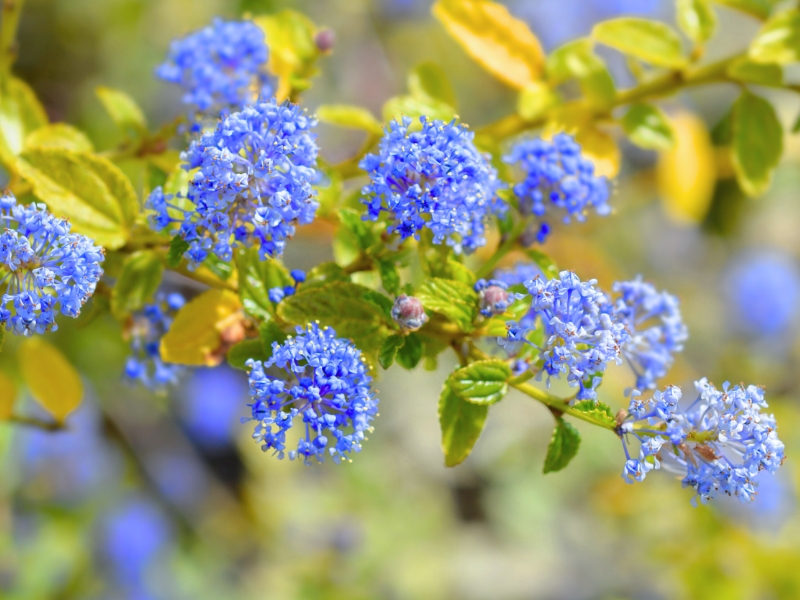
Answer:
[[618, 380, 785, 505], [0, 193, 104, 335]]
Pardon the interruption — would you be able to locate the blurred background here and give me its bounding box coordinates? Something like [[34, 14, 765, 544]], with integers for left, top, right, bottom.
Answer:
[[2, 0, 800, 598]]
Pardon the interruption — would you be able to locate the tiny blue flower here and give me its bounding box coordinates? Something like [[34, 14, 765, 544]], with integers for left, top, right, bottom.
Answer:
[[156, 18, 272, 119], [268, 287, 285, 304], [243, 323, 379, 464], [124, 292, 185, 390], [360, 117, 505, 253], [504, 133, 610, 244], [0, 192, 104, 336], [612, 277, 688, 391], [290, 269, 306, 283], [146, 99, 320, 269]]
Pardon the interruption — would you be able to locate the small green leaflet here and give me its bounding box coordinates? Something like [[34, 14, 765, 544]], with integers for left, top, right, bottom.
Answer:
[[571, 400, 616, 428], [543, 418, 581, 474], [451, 359, 511, 406]]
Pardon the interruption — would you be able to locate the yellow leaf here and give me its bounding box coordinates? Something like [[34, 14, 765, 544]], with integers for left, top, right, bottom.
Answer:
[[656, 112, 717, 223], [0, 372, 17, 420], [432, 0, 545, 89], [19, 339, 83, 424], [160, 290, 242, 366]]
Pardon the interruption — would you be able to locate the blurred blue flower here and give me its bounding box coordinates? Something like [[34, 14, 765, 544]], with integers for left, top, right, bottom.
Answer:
[[724, 250, 800, 337], [179, 365, 249, 450]]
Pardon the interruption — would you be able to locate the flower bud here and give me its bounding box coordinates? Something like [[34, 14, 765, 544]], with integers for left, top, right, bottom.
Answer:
[[314, 29, 336, 53], [475, 279, 510, 317], [391, 294, 428, 331]]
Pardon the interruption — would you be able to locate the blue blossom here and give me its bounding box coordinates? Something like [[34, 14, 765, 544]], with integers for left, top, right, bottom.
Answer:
[[156, 18, 271, 118], [493, 262, 543, 287], [146, 99, 320, 268], [243, 323, 378, 464], [498, 270, 628, 400], [0, 192, 104, 336], [360, 117, 505, 253], [724, 250, 800, 337], [268, 270, 304, 305], [618, 380, 785, 506], [612, 277, 688, 391], [124, 292, 185, 390], [504, 133, 610, 244]]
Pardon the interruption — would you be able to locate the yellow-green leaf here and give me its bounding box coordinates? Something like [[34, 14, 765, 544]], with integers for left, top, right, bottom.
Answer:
[[517, 81, 560, 122], [592, 18, 687, 68], [731, 90, 783, 196], [656, 112, 716, 223], [111, 250, 164, 319], [316, 104, 383, 134], [0, 75, 48, 166], [451, 360, 511, 406], [408, 62, 458, 108], [14, 148, 138, 249], [749, 9, 800, 64], [0, 372, 17, 420], [545, 39, 616, 108], [727, 57, 783, 86], [621, 103, 675, 151], [432, 0, 545, 89], [677, 0, 718, 43], [96, 86, 148, 137], [19, 338, 83, 424], [382, 94, 456, 123], [160, 289, 242, 366], [25, 123, 94, 152], [439, 377, 488, 467]]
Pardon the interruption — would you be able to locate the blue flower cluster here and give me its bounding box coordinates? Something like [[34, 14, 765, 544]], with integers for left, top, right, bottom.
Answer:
[[504, 133, 610, 244], [618, 380, 785, 505], [0, 193, 104, 336], [267, 269, 305, 303], [244, 323, 378, 464], [500, 271, 628, 400], [360, 117, 504, 253], [146, 99, 320, 268], [124, 292, 185, 390], [156, 18, 271, 118], [611, 277, 688, 391]]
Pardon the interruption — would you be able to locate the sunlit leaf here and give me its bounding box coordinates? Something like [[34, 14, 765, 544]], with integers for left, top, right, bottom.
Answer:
[[316, 104, 383, 134], [25, 124, 93, 152], [593, 18, 687, 68], [517, 81, 560, 122], [96, 86, 148, 137], [432, 0, 545, 89], [439, 377, 488, 467], [749, 8, 800, 64], [19, 338, 83, 424], [731, 90, 783, 196], [621, 103, 675, 151], [545, 39, 615, 107], [677, 0, 718, 43], [451, 359, 511, 406], [415, 278, 478, 332], [0, 75, 48, 164], [572, 400, 616, 428], [111, 250, 164, 319], [727, 57, 783, 86], [408, 61, 457, 108]]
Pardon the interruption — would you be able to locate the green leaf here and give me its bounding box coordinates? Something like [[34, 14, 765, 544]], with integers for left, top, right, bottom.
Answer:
[[676, 0, 718, 43], [379, 333, 405, 369], [445, 258, 476, 286], [621, 103, 676, 151], [396, 332, 423, 369], [15, 148, 138, 249], [517, 81, 560, 122], [572, 399, 616, 428], [277, 282, 395, 361], [408, 62, 457, 108], [451, 359, 511, 406], [302, 261, 351, 289], [377, 258, 401, 295], [227, 339, 267, 370], [338, 207, 378, 251], [166, 236, 190, 268], [712, 0, 778, 20], [524, 248, 559, 279], [749, 9, 800, 64], [234, 249, 293, 319], [316, 104, 383, 135], [432, 0, 545, 89], [19, 338, 83, 424], [415, 278, 478, 332], [545, 39, 615, 107], [543, 418, 581, 474], [731, 90, 783, 196], [25, 123, 94, 152], [254, 10, 320, 99], [0, 75, 48, 162], [111, 250, 163, 319], [439, 378, 489, 467], [592, 18, 687, 68], [726, 57, 783, 86], [259, 320, 289, 360], [96, 86, 148, 137], [382, 94, 455, 123]]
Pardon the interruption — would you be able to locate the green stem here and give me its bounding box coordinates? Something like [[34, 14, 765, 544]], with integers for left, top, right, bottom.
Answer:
[[475, 215, 530, 279], [0, 0, 25, 74], [511, 381, 617, 431]]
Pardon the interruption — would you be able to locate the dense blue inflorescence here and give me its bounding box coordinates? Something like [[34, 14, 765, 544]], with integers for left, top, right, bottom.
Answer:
[[618, 380, 785, 505], [146, 99, 320, 268], [156, 18, 271, 118], [504, 133, 610, 244], [499, 270, 628, 400], [612, 277, 688, 392], [360, 116, 505, 253], [0, 192, 104, 336], [124, 292, 185, 390], [244, 323, 379, 464]]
